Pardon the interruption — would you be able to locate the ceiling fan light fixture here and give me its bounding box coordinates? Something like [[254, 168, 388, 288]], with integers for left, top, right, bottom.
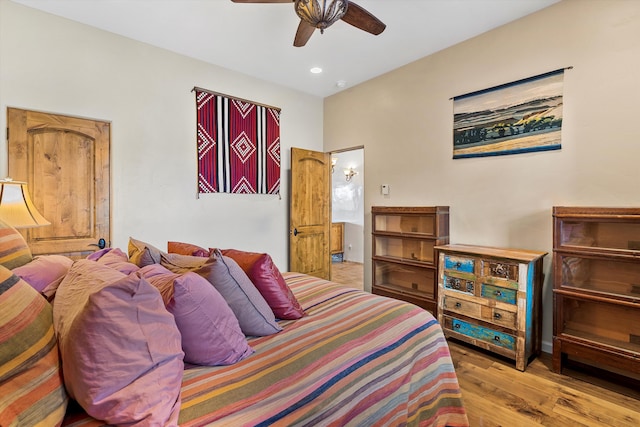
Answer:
[[294, 0, 348, 33]]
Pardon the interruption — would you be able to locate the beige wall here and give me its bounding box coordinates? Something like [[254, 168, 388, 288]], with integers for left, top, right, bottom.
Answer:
[[0, 0, 324, 270], [324, 0, 640, 352]]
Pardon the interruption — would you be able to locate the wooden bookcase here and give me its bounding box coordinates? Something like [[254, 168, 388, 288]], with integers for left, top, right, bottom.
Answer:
[[371, 206, 449, 314], [436, 244, 547, 371], [552, 207, 640, 381]]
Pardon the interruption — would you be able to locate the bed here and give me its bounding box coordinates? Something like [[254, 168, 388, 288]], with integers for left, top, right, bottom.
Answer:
[[0, 229, 468, 427]]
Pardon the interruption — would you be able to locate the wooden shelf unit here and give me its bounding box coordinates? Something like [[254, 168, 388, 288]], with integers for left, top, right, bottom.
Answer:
[[371, 206, 449, 314], [552, 207, 640, 381]]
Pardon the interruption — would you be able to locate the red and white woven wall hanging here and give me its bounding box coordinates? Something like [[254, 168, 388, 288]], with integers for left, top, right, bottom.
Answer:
[[195, 87, 281, 195]]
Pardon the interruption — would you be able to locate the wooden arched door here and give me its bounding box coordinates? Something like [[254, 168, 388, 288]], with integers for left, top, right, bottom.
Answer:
[[289, 147, 331, 279], [7, 108, 111, 258]]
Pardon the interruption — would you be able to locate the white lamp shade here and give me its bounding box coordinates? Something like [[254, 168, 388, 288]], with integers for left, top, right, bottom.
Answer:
[[0, 179, 50, 228]]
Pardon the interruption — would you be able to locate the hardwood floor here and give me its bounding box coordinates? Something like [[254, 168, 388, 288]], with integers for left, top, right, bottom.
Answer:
[[330, 261, 363, 290], [448, 340, 640, 426]]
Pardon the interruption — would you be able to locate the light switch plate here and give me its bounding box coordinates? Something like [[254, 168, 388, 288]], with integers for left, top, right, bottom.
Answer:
[[381, 184, 390, 195]]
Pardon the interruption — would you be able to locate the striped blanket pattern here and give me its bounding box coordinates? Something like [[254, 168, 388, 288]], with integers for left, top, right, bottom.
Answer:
[[63, 272, 468, 426]]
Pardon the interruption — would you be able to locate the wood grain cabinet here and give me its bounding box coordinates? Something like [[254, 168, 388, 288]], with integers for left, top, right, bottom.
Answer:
[[436, 244, 547, 371], [552, 207, 640, 381], [331, 222, 345, 256], [371, 206, 449, 314]]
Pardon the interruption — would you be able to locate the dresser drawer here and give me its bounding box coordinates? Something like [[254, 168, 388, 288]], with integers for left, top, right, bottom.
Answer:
[[443, 296, 517, 329], [443, 255, 475, 273], [482, 259, 518, 281], [481, 283, 517, 305], [442, 295, 480, 318], [442, 272, 475, 295], [446, 317, 516, 351]]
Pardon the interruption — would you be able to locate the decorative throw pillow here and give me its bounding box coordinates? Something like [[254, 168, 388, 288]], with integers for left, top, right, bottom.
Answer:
[[193, 249, 282, 336], [167, 241, 210, 257], [222, 249, 305, 320], [11, 254, 73, 295], [53, 260, 183, 426], [160, 252, 208, 273], [140, 264, 254, 366], [128, 237, 162, 267], [0, 265, 68, 427], [0, 218, 32, 269], [88, 247, 140, 274]]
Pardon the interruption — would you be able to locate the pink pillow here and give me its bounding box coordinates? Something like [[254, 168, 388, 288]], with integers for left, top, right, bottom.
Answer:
[[168, 241, 210, 257], [11, 254, 73, 295], [193, 249, 281, 336], [222, 249, 305, 320], [53, 260, 183, 426], [140, 264, 254, 366], [88, 247, 140, 274]]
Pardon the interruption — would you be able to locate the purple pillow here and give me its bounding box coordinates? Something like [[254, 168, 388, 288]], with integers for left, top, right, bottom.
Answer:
[[140, 264, 254, 366], [193, 249, 282, 337], [12, 254, 73, 295], [88, 247, 139, 274], [53, 260, 183, 425]]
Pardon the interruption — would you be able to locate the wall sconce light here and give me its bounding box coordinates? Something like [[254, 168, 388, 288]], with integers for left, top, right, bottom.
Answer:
[[331, 157, 338, 174], [344, 167, 358, 182], [0, 178, 50, 228]]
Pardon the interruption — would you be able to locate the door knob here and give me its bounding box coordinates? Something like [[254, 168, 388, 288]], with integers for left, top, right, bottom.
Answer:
[[89, 238, 107, 249]]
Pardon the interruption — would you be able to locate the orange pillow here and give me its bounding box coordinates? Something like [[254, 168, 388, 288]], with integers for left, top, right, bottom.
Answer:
[[167, 241, 209, 257], [221, 249, 305, 320]]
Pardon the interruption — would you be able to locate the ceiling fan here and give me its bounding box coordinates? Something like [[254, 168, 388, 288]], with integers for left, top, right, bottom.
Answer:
[[230, 0, 386, 47]]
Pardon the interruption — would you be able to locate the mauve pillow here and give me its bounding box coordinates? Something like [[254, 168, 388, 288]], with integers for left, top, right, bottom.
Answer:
[[128, 237, 162, 267], [12, 254, 73, 294], [88, 247, 140, 274], [193, 249, 281, 336], [53, 260, 183, 426], [222, 249, 305, 320], [140, 264, 254, 366], [167, 241, 209, 257]]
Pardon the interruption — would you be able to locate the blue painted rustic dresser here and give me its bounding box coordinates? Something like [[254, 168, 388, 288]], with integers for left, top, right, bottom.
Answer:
[[436, 244, 547, 371]]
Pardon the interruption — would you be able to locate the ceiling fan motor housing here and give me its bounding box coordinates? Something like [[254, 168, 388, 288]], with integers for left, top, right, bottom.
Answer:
[[294, 0, 349, 33]]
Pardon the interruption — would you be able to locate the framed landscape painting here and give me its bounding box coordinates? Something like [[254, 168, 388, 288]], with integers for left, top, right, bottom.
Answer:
[[452, 69, 565, 159]]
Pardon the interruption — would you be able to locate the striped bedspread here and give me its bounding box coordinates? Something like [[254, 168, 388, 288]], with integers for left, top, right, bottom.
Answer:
[[63, 273, 468, 426]]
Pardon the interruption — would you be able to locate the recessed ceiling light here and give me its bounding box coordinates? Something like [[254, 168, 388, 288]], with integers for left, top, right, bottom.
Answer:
[[336, 80, 347, 88], [310, 67, 323, 74]]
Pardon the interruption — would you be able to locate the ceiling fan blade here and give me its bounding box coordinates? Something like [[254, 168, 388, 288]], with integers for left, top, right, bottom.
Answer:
[[341, 1, 386, 35], [293, 20, 316, 47], [230, 0, 291, 3]]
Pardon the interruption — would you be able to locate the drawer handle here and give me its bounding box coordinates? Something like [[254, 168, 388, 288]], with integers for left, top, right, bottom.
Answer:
[[493, 336, 501, 342], [455, 261, 462, 268], [454, 324, 461, 329], [494, 313, 502, 320], [494, 290, 502, 297], [455, 302, 462, 308]]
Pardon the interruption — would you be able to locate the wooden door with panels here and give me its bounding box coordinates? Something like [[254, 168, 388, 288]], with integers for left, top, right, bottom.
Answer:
[[7, 108, 111, 258], [289, 147, 331, 280]]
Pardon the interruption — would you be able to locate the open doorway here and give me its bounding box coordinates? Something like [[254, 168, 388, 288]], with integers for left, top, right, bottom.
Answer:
[[330, 147, 364, 290]]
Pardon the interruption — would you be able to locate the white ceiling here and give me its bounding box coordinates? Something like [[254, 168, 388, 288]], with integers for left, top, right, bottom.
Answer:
[[11, 0, 560, 98]]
